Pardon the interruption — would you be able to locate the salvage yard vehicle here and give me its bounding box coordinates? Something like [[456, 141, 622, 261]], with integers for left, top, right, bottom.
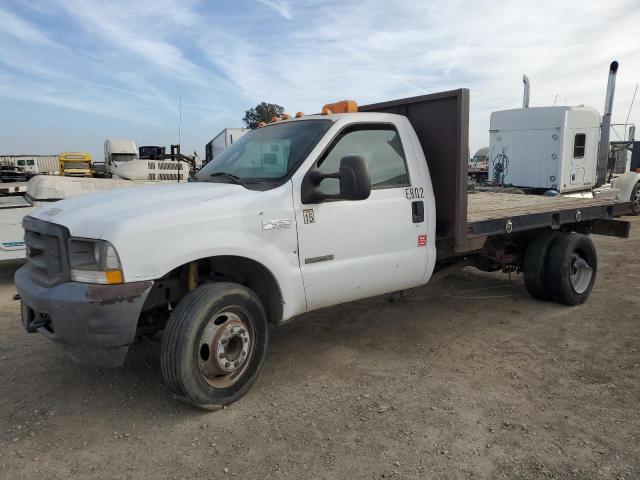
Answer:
[[15, 90, 637, 409], [58, 152, 92, 177], [1, 164, 29, 182]]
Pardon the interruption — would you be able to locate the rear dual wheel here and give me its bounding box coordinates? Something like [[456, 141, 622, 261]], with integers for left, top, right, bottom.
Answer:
[[523, 231, 597, 305], [161, 282, 268, 410]]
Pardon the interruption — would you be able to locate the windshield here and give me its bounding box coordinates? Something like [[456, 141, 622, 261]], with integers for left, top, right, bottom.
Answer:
[[112, 153, 138, 162], [196, 119, 332, 184], [62, 161, 90, 169]]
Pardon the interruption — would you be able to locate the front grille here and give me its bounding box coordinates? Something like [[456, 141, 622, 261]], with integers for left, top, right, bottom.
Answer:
[[23, 216, 70, 286]]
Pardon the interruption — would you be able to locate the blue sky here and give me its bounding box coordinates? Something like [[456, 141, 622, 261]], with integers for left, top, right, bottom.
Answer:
[[1, 0, 639, 161]]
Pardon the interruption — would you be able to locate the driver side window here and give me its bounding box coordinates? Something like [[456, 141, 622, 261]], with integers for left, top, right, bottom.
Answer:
[[317, 125, 409, 195]]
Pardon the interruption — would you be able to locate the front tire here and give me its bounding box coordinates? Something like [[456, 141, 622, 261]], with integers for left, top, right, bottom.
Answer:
[[161, 282, 268, 410], [545, 233, 597, 306]]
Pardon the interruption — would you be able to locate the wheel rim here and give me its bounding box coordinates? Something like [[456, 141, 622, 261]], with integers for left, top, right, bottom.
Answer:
[[569, 253, 593, 294], [197, 308, 254, 388], [633, 186, 640, 214]]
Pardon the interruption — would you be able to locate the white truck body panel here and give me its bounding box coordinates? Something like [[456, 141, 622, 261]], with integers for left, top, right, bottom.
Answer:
[[0, 196, 33, 261], [490, 106, 601, 193], [207, 128, 250, 161], [28, 113, 437, 320]]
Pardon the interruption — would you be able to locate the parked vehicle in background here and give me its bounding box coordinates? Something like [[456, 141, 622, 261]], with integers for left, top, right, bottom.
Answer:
[[15, 90, 636, 410], [469, 146, 489, 182], [0, 165, 28, 182], [139, 145, 166, 160], [205, 128, 249, 164], [58, 152, 92, 177], [488, 61, 640, 212], [15, 158, 39, 176], [91, 162, 107, 178], [104, 139, 139, 178], [105, 140, 192, 181], [1, 155, 58, 175]]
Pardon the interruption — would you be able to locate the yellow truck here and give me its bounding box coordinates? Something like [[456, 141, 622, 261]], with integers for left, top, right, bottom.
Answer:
[[58, 152, 92, 177]]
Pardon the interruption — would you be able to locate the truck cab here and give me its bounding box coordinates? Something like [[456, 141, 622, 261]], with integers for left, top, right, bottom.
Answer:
[[16, 158, 39, 177], [58, 152, 92, 177]]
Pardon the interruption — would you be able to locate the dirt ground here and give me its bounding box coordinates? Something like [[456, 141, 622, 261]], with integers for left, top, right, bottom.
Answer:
[[1, 220, 639, 480]]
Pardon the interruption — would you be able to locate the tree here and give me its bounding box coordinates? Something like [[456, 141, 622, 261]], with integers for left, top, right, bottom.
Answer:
[[243, 102, 285, 129]]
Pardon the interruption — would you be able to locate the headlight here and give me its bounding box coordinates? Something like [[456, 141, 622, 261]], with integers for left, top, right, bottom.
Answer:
[[68, 238, 123, 284]]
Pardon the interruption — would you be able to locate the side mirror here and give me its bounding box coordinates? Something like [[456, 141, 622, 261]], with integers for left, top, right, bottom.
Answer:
[[301, 155, 371, 204]]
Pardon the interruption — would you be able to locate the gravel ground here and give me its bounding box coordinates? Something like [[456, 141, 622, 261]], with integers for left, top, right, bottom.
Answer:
[[0, 219, 639, 479]]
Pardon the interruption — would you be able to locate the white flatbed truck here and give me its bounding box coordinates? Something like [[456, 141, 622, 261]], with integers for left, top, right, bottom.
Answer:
[[14, 90, 636, 409]]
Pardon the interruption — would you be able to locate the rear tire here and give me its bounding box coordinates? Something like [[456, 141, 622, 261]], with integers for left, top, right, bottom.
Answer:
[[161, 282, 268, 410], [523, 230, 560, 301], [545, 233, 597, 306]]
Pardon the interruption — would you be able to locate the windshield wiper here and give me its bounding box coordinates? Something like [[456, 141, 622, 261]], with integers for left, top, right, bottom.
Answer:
[[209, 172, 243, 184]]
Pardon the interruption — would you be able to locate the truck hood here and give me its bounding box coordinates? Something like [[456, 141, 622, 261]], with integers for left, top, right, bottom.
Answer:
[[30, 182, 255, 239]]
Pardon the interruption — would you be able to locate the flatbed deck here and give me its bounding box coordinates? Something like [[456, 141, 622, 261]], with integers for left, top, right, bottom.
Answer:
[[465, 192, 631, 246], [467, 192, 621, 222]]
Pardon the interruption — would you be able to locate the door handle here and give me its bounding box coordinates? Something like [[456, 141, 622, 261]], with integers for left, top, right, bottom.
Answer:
[[412, 200, 424, 223]]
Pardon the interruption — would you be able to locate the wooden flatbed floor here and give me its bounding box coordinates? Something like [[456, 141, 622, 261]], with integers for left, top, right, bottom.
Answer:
[[461, 192, 632, 246], [467, 192, 620, 223]]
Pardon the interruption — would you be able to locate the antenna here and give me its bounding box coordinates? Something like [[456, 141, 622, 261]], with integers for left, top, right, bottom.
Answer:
[[624, 84, 638, 139], [553, 94, 558, 106], [522, 75, 530, 108], [178, 95, 182, 146]]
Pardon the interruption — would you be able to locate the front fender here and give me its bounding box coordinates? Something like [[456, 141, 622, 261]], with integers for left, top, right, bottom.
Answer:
[[119, 228, 307, 321], [612, 171, 640, 202]]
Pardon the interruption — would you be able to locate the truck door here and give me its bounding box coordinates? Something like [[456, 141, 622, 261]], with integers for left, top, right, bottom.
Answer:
[[294, 123, 429, 311]]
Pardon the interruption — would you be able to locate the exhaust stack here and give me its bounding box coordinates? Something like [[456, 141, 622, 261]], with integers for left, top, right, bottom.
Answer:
[[522, 75, 530, 108], [596, 61, 619, 186]]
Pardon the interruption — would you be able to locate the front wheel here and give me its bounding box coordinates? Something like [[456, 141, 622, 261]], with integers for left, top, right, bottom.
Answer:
[[161, 282, 269, 410]]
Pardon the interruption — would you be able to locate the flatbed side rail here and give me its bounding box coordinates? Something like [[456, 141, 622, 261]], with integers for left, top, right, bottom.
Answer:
[[460, 201, 633, 253]]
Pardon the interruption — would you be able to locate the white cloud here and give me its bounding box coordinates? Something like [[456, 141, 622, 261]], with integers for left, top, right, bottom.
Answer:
[[58, 0, 214, 86], [200, 0, 640, 152], [2, 0, 640, 160], [257, 0, 292, 19], [0, 6, 58, 46]]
